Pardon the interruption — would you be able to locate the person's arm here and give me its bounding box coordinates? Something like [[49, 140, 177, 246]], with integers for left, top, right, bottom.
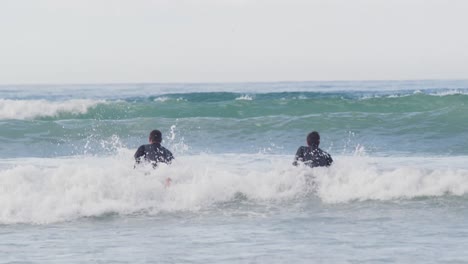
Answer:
[[326, 153, 333, 166], [316, 149, 333, 167], [159, 148, 174, 164], [134, 145, 145, 164], [166, 150, 174, 163], [292, 147, 304, 166]]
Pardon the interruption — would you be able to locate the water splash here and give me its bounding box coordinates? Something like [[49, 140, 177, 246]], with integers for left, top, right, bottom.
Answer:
[[2, 154, 468, 224], [166, 124, 189, 154]]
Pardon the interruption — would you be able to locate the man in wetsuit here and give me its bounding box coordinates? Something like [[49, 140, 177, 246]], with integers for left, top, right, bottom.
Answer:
[[134, 130, 174, 167], [293, 131, 333, 168]]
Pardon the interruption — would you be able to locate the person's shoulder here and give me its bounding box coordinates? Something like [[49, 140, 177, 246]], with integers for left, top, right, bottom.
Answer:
[[318, 147, 332, 156], [137, 144, 153, 152], [134, 144, 147, 158], [136, 144, 145, 150], [295, 146, 309, 156], [160, 145, 174, 160], [158, 144, 167, 149], [160, 145, 172, 152]]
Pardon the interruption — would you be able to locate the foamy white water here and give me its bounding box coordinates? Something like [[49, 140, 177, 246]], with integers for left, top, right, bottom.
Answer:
[[2, 153, 468, 263], [2, 152, 468, 225], [0, 99, 104, 119]]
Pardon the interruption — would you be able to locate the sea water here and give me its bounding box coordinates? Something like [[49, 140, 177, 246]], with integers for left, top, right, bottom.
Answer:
[[1, 80, 468, 263]]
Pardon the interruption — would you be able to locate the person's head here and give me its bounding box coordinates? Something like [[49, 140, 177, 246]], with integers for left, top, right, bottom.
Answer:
[[149, 130, 162, 144], [306, 131, 320, 147]]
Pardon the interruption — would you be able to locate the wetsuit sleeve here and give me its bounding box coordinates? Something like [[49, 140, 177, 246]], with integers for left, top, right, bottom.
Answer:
[[165, 149, 174, 163], [293, 147, 304, 166], [134, 145, 145, 163], [326, 153, 333, 166]]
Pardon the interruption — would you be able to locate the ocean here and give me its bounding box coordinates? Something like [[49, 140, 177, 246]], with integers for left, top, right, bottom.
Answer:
[[1, 80, 468, 263]]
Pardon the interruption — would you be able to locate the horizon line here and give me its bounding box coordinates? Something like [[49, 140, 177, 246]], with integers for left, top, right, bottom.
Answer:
[[1, 78, 468, 87]]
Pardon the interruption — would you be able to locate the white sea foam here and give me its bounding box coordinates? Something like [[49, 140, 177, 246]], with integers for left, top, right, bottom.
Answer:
[[315, 157, 468, 203], [154, 96, 170, 102], [235, 95, 254, 101], [1, 153, 468, 224], [429, 89, 468, 96], [360, 93, 411, 100], [154, 97, 186, 102], [0, 99, 105, 120], [359, 89, 468, 100]]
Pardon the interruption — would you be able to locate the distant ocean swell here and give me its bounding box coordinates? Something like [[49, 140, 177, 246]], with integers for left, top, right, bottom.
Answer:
[[1, 91, 467, 120], [1, 90, 467, 157]]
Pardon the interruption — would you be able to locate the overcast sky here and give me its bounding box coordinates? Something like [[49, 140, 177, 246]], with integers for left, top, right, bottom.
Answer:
[[1, 0, 467, 84]]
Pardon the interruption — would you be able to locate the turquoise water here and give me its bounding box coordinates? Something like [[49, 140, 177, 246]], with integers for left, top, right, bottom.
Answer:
[[1, 81, 468, 158], [1, 80, 468, 263]]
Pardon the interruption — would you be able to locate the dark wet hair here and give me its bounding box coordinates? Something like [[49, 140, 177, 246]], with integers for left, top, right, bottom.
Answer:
[[149, 130, 162, 143], [307, 131, 320, 146]]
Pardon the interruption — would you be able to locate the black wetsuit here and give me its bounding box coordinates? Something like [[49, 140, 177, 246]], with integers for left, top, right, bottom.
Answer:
[[293, 145, 333, 168], [134, 143, 174, 167]]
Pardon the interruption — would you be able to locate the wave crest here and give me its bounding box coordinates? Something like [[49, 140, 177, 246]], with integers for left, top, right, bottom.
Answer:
[[0, 99, 105, 120]]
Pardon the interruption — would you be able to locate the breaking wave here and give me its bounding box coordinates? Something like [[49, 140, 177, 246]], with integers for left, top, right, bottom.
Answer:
[[0, 99, 105, 120], [1, 153, 468, 224]]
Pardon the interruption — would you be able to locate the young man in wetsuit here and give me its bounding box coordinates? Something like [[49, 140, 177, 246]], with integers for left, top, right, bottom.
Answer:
[[293, 131, 333, 168], [134, 130, 174, 166], [134, 130, 174, 185]]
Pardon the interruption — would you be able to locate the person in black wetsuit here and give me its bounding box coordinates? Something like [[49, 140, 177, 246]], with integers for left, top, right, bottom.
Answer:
[[293, 131, 333, 168], [135, 130, 174, 186], [134, 130, 174, 167]]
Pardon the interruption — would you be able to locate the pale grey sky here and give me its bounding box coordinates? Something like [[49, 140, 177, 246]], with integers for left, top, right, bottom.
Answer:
[[1, 0, 467, 84]]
